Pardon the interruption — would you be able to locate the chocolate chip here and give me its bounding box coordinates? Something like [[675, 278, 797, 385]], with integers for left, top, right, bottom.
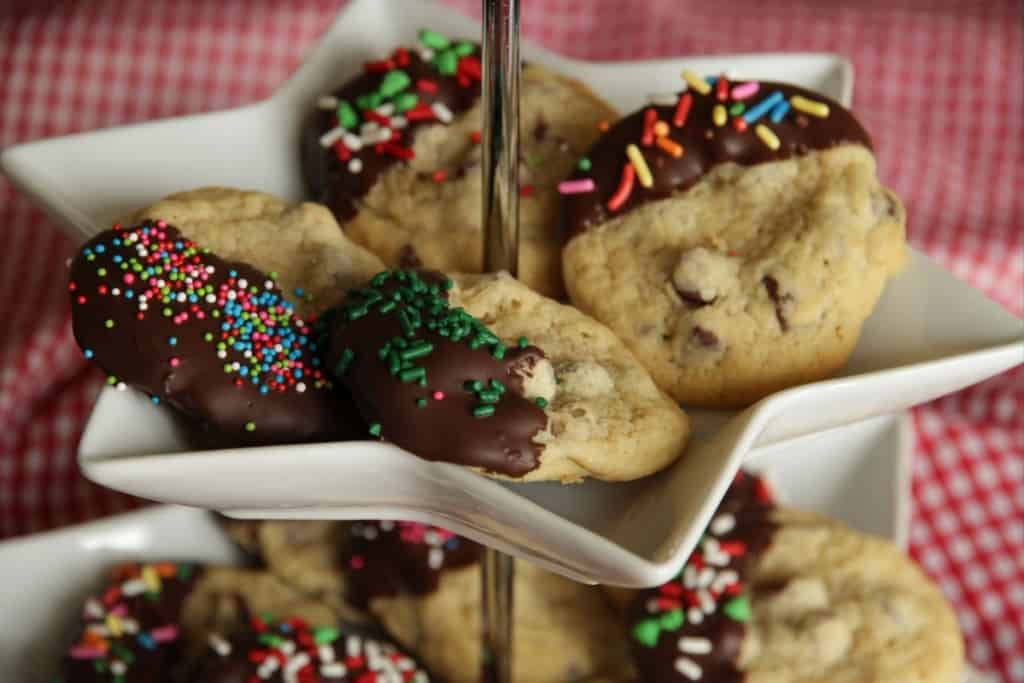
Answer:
[[533, 117, 548, 142], [673, 284, 715, 309], [692, 325, 719, 348], [398, 245, 422, 268], [762, 275, 790, 331]]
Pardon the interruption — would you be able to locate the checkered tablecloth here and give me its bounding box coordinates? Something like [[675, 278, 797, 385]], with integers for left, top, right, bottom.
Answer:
[[0, 0, 1021, 678]]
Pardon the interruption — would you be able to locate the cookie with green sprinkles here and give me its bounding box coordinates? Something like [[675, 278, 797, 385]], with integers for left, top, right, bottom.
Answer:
[[329, 270, 689, 483]]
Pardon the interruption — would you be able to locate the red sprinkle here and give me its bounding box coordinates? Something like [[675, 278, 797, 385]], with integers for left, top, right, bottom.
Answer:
[[470, 130, 482, 144], [432, 390, 445, 400], [719, 540, 747, 556], [77, 295, 87, 304], [716, 75, 729, 101], [416, 79, 438, 94], [362, 110, 390, 126], [97, 285, 108, 295], [606, 162, 635, 212], [519, 184, 534, 197], [755, 478, 773, 503], [431, 170, 447, 183], [673, 93, 693, 127], [68, 282, 77, 291], [731, 117, 747, 132], [381, 143, 415, 161], [333, 140, 350, 161], [393, 47, 410, 67], [364, 58, 395, 73], [458, 55, 482, 80], [641, 107, 657, 146], [405, 104, 435, 122]]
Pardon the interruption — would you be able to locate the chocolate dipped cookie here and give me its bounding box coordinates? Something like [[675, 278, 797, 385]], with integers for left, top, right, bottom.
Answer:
[[301, 29, 617, 297], [327, 269, 689, 483], [562, 74, 906, 407]]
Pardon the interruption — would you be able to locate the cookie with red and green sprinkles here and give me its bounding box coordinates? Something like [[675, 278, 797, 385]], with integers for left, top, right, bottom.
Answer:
[[628, 470, 964, 683], [562, 71, 906, 407], [328, 270, 689, 483], [69, 219, 361, 447], [191, 614, 431, 683], [301, 28, 617, 297]]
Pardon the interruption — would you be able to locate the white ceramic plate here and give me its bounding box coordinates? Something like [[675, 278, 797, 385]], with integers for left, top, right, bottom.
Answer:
[[2, 0, 1021, 588], [0, 415, 942, 683]]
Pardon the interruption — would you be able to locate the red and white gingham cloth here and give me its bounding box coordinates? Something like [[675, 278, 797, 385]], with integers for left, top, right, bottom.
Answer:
[[0, 0, 1021, 677]]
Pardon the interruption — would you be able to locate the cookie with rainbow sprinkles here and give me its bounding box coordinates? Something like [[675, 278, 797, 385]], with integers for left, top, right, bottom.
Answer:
[[562, 72, 907, 407], [301, 28, 617, 297]]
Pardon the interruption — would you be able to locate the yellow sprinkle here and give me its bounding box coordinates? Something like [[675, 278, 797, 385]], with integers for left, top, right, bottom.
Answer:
[[712, 104, 727, 127], [653, 120, 670, 138], [682, 69, 711, 96], [106, 614, 123, 637], [790, 95, 829, 118], [625, 144, 654, 188], [755, 124, 781, 150], [142, 565, 161, 593]]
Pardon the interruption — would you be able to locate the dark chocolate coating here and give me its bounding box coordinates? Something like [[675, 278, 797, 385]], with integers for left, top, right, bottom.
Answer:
[[629, 471, 777, 683], [69, 222, 360, 447], [343, 521, 480, 607], [327, 270, 549, 477], [563, 81, 872, 238], [301, 45, 481, 222]]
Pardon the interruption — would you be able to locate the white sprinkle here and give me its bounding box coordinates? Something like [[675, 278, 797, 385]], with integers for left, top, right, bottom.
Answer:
[[376, 103, 395, 116], [646, 598, 660, 613], [206, 294, 216, 303], [683, 566, 698, 589], [237, 278, 248, 288], [284, 651, 309, 676], [258, 656, 279, 678], [703, 539, 729, 567], [390, 116, 408, 129], [232, 362, 241, 371], [319, 126, 346, 148], [380, 520, 395, 531], [206, 265, 216, 274], [226, 290, 237, 300], [711, 569, 739, 593], [317, 95, 339, 110], [110, 661, 127, 675], [375, 127, 393, 143], [674, 656, 702, 680], [697, 567, 715, 589], [343, 132, 363, 151], [274, 344, 283, 352], [138, 303, 148, 311], [318, 644, 336, 663], [647, 92, 680, 106], [156, 279, 166, 288], [176, 292, 187, 302], [347, 635, 362, 658], [365, 640, 383, 668], [710, 513, 736, 535], [698, 589, 715, 614], [678, 636, 712, 654], [431, 102, 453, 124], [396, 657, 416, 671], [348, 158, 364, 174], [424, 530, 440, 546], [417, 47, 434, 61], [687, 607, 704, 624], [208, 634, 232, 657], [427, 547, 443, 570], [360, 121, 380, 136], [296, 382, 307, 393], [320, 663, 347, 678], [280, 640, 296, 656], [217, 350, 227, 359], [363, 526, 378, 540], [121, 618, 139, 634], [111, 288, 121, 296], [83, 598, 104, 619], [115, 382, 127, 391], [120, 579, 147, 596]]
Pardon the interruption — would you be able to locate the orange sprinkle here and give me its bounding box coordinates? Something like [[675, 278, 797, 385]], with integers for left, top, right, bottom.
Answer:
[[653, 121, 670, 138], [656, 137, 684, 158], [597, 120, 610, 132]]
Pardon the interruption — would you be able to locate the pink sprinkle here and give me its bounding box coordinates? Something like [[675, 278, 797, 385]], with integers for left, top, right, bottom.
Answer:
[[123, 273, 135, 285], [432, 391, 445, 400], [557, 178, 596, 195], [169, 357, 180, 368], [156, 220, 167, 228], [70, 646, 105, 660], [109, 603, 128, 617], [349, 555, 365, 569], [150, 625, 179, 642], [730, 81, 760, 100]]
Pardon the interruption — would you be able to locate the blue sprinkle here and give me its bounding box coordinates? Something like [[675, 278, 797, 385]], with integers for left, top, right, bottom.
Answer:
[[221, 323, 230, 331], [239, 367, 249, 376], [112, 238, 122, 246], [769, 99, 791, 123], [95, 245, 106, 253], [168, 337, 178, 346], [259, 386, 269, 395], [151, 396, 161, 405], [294, 369, 303, 379], [743, 91, 785, 124], [229, 270, 238, 277], [83, 349, 94, 359], [705, 76, 717, 85], [112, 255, 123, 263], [312, 358, 321, 367], [125, 290, 134, 299], [293, 288, 305, 298], [137, 633, 157, 650]]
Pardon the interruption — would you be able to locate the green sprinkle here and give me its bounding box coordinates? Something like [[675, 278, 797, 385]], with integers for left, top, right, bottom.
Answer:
[[416, 397, 428, 407], [355, 92, 382, 110], [477, 390, 501, 403], [162, 307, 172, 317], [723, 595, 751, 622], [577, 157, 592, 172], [177, 563, 194, 580], [378, 300, 397, 314], [434, 50, 457, 75], [489, 379, 506, 393], [517, 336, 529, 348], [491, 343, 506, 360], [398, 367, 426, 383], [454, 40, 475, 56], [388, 351, 402, 375], [245, 421, 256, 432], [104, 319, 115, 329], [369, 422, 382, 437], [729, 102, 746, 116], [379, 69, 411, 97], [472, 404, 496, 418], [632, 618, 661, 647], [419, 28, 450, 50], [371, 272, 390, 287], [464, 380, 483, 392], [534, 397, 548, 408], [313, 626, 339, 645], [394, 92, 419, 113], [659, 608, 684, 630], [334, 348, 355, 376], [258, 633, 283, 647], [337, 100, 358, 129], [400, 342, 434, 360]]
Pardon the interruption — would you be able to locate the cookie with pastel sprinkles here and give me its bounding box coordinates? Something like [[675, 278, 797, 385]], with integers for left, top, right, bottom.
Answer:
[[626, 470, 964, 683], [562, 73, 907, 407], [192, 614, 431, 683], [69, 219, 359, 446], [301, 29, 617, 297], [327, 269, 689, 483]]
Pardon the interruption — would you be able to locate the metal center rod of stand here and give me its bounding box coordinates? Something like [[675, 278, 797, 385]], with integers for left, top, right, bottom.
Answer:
[[479, 1, 519, 682]]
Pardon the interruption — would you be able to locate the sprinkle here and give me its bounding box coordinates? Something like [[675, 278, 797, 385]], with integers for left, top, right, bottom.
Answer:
[[672, 93, 693, 127], [472, 404, 495, 418], [723, 595, 752, 621], [597, 120, 610, 132], [728, 102, 745, 116], [336, 100, 359, 129], [430, 102, 453, 124], [730, 81, 759, 100], [710, 513, 736, 535], [416, 79, 438, 93], [244, 421, 256, 432], [712, 104, 727, 127], [150, 625, 178, 642], [319, 127, 346, 148], [769, 99, 791, 123], [432, 390, 445, 400], [348, 158, 363, 174], [419, 28, 450, 50], [641, 108, 657, 146], [368, 422, 382, 437], [681, 69, 711, 95], [678, 636, 712, 654], [656, 136, 683, 158], [558, 178, 596, 195], [321, 663, 347, 678], [577, 157, 592, 171], [790, 94, 829, 117], [715, 75, 729, 101], [83, 349, 94, 359], [607, 162, 635, 212], [755, 124, 781, 150], [431, 169, 447, 182], [208, 634, 232, 657], [535, 397, 548, 409], [732, 117, 748, 132], [653, 120, 670, 138], [317, 95, 339, 110], [379, 70, 411, 97], [470, 130, 482, 144], [519, 184, 534, 198], [517, 336, 529, 348], [742, 90, 785, 123], [647, 92, 680, 106], [625, 144, 653, 188], [675, 657, 703, 680]]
